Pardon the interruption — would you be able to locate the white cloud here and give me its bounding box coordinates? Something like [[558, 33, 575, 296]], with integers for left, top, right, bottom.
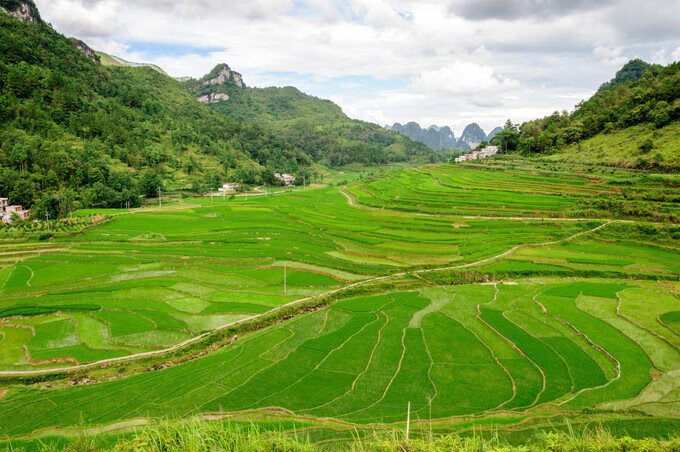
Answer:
[[652, 46, 680, 65], [340, 81, 364, 89], [410, 61, 519, 96], [363, 109, 393, 126], [593, 46, 628, 66], [84, 38, 129, 57], [32, 0, 675, 134], [40, 0, 121, 37]]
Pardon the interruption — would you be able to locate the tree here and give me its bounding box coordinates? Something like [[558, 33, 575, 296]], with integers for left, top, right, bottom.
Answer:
[[11, 143, 31, 174], [192, 177, 206, 196], [8, 179, 35, 208], [491, 121, 520, 154], [31, 192, 60, 221], [138, 169, 162, 198]]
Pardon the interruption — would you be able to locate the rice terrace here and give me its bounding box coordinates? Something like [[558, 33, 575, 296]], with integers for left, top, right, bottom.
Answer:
[[2, 158, 680, 449], [3, 0, 680, 449]]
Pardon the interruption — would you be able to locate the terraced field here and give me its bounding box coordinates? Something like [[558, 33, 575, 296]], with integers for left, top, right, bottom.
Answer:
[[0, 189, 595, 371], [1, 161, 680, 448], [348, 163, 680, 220], [2, 279, 679, 437]]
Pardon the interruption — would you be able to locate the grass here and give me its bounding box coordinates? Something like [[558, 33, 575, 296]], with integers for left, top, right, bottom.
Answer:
[[5, 416, 680, 451], [2, 160, 680, 447], [0, 282, 670, 435], [548, 121, 680, 170], [0, 184, 598, 369]]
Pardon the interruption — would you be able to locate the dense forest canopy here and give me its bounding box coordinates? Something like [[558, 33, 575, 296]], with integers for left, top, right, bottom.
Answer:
[[0, 11, 311, 217], [185, 67, 445, 167], [598, 59, 651, 92]]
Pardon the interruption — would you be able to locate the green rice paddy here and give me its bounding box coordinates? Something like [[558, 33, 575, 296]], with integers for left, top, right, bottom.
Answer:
[[1, 161, 679, 447]]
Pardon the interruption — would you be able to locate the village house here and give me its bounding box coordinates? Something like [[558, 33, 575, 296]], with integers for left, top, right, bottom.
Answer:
[[0, 198, 30, 224], [454, 145, 499, 163], [274, 173, 296, 187], [217, 182, 240, 193]]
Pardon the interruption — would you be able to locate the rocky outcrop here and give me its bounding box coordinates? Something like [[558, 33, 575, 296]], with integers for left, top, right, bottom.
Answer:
[[0, 0, 41, 24], [204, 64, 243, 88], [457, 123, 487, 151], [70, 38, 100, 63], [387, 122, 457, 150], [387, 121, 501, 152], [197, 92, 230, 104], [486, 126, 503, 142]]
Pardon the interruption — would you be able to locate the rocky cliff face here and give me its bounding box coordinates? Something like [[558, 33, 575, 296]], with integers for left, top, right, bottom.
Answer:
[[186, 63, 245, 104], [387, 122, 457, 150], [197, 92, 230, 104], [457, 123, 487, 151], [388, 121, 499, 152], [0, 0, 41, 24], [70, 38, 100, 63], [204, 64, 243, 88], [1, 1, 101, 64]]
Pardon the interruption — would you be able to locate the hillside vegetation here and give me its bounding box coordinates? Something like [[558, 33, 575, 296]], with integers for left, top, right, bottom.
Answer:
[[491, 60, 680, 170], [0, 10, 314, 215], [6, 418, 680, 451], [185, 66, 444, 166]]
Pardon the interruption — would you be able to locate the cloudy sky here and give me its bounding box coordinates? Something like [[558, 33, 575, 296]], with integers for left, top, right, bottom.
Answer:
[[35, 0, 680, 135]]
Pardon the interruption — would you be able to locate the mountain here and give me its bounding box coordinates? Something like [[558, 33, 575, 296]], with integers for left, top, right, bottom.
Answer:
[[185, 65, 443, 166], [506, 60, 680, 170], [456, 123, 487, 151], [0, 3, 310, 214], [387, 121, 502, 152], [386, 123, 457, 150], [486, 126, 503, 142], [0, 0, 39, 23], [97, 51, 168, 75], [598, 59, 651, 92]]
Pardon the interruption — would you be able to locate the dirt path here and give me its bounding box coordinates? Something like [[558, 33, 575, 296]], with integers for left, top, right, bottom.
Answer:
[[0, 206, 631, 377], [0, 248, 69, 256]]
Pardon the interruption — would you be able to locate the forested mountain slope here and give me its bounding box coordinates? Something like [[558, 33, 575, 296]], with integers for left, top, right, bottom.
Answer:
[[491, 60, 680, 171], [0, 5, 311, 214], [185, 65, 444, 166]]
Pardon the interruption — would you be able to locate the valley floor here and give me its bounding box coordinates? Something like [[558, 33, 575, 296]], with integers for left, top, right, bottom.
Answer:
[[1, 160, 679, 449]]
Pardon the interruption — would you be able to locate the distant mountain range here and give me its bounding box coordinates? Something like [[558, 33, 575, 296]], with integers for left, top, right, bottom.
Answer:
[[385, 122, 502, 151]]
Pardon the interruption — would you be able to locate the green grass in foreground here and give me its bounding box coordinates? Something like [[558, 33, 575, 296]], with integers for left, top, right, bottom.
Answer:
[[5, 417, 680, 451]]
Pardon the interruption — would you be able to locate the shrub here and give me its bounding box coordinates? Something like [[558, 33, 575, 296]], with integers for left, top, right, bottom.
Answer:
[[639, 138, 654, 153]]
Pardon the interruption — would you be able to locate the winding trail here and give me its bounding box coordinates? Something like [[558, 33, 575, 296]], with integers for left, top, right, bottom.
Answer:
[[0, 195, 633, 377]]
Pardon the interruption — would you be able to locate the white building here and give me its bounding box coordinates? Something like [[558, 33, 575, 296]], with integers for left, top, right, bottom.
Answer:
[[1, 198, 30, 224], [217, 182, 240, 192], [274, 173, 296, 186], [453, 145, 498, 163]]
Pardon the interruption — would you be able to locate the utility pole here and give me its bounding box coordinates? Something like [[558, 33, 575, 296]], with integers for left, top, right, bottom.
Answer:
[[405, 402, 411, 441], [210, 189, 213, 202], [45, 211, 50, 231], [158, 186, 162, 207], [303, 174, 306, 190]]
